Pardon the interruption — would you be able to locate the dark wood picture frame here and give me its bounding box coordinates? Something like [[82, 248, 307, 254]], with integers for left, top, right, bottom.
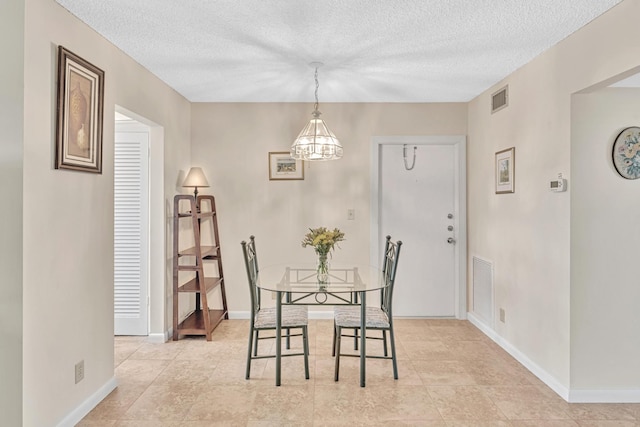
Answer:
[[55, 46, 105, 173]]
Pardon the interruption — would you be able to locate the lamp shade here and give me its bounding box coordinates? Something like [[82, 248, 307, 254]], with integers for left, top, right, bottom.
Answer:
[[182, 167, 209, 188]]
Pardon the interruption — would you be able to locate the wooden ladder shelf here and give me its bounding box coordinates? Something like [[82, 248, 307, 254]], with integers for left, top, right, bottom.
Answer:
[[172, 194, 228, 340]]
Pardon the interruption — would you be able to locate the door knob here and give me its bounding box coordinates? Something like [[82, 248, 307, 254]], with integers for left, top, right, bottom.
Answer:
[[447, 237, 456, 244]]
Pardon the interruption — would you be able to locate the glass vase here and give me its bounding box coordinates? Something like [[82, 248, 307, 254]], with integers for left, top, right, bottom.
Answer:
[[317, 252, 329, 283]]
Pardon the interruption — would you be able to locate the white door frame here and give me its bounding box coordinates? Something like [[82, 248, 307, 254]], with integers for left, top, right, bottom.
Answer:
[[370, 135, 467, 319], [115, 106, 166, 342]]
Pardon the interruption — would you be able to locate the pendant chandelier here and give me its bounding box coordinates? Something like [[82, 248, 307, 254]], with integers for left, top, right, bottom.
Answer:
[[290, 62, 343, 161]]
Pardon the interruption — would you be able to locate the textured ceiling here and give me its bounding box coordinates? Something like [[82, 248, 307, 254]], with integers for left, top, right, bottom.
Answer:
[[55, 0, 623, 102]]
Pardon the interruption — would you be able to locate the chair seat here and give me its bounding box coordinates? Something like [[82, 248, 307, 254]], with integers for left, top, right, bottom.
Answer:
[[254, 306, 308, 329], [334, 305, 389, 328]]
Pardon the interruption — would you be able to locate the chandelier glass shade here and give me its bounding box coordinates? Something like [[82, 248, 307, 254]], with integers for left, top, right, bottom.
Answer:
[[290, 63, 343, 161], [291, 110, 343, 161]]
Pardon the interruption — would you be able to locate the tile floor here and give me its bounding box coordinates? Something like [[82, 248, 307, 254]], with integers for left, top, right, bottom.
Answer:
[[79, 319, 640, 426]]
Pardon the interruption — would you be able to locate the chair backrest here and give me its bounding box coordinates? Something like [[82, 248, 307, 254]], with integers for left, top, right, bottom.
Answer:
[[380, 235, 402, 316], [241, 235, 260, 320]]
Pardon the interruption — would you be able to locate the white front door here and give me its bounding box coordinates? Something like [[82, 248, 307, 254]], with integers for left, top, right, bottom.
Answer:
[[374, 137, 466, 318], [114, 120, 150, 335]]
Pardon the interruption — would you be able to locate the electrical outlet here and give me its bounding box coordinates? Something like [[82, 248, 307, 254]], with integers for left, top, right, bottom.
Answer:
[[499, 308, 506, 323], [75, 360, 85, 384], [347, 209, 355, 220]]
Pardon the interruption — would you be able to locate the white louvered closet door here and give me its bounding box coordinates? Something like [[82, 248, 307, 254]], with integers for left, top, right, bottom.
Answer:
[[114, 122, 149, 335]]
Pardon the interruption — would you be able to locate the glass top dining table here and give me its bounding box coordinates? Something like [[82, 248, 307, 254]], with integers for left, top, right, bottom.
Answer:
[[256, 263, 388, 387]]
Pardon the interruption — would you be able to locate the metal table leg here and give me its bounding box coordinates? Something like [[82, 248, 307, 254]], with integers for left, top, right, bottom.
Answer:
[[286, 291, 291, 349], [360, 290, 366, 387], [275, 290, 282, 386]]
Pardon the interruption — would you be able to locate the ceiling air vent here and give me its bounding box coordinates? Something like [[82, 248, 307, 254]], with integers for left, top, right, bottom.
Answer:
[[491, 85, 508, 113]]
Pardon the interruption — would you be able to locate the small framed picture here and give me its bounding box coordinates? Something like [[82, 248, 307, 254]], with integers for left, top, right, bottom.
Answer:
[[495, 147, 515, 193], [269, 152, 304, 180], [55, 46, 105, 173]]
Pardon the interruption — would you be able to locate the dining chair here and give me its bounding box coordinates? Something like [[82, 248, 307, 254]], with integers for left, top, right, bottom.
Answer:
[[332, 235, 402, 380], [241, 235, 310, 380]]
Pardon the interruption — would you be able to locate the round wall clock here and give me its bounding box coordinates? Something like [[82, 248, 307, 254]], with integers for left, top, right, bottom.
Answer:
[[612, 126, 640, 180]]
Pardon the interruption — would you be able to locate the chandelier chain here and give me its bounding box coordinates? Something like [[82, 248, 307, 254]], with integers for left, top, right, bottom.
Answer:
[[314, 66, 319, 112]]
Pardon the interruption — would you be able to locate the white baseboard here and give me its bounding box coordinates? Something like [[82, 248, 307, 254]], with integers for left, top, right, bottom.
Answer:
[[56, 376, 117, 427], [467, 312, 640, 403], [229, 310, 335, 320], [467, 312, 570, 400], [228, 311, 249, 319], [568, 389, 640, 403], [148, 331, 169, 343]]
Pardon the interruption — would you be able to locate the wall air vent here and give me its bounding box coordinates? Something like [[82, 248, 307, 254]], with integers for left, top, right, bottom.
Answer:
[[472, 256, 494, 327], [491, 85, 508, 113]]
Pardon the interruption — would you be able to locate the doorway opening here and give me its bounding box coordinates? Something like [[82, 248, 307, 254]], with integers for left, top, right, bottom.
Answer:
[[114, 107, 165, 341]]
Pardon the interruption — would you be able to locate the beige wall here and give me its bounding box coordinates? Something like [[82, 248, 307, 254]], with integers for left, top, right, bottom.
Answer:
[[191, 103, 467, 314], [467, 0, 640, 397], [0, 1, 24, 425], [11, 0, 640, 422], [21, 0, 191, 424], [570, 88, 640, 392]]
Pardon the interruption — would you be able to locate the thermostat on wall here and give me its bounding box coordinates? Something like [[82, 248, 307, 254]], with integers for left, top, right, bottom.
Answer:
[[550, 174, 567, 192]]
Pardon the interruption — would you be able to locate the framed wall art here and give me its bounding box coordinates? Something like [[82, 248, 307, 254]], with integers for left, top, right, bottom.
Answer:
[[55, 46, 105, 173], [612, 126, 640, 180], [268, 152, 304, 180], [495, 147, 515, 193]]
